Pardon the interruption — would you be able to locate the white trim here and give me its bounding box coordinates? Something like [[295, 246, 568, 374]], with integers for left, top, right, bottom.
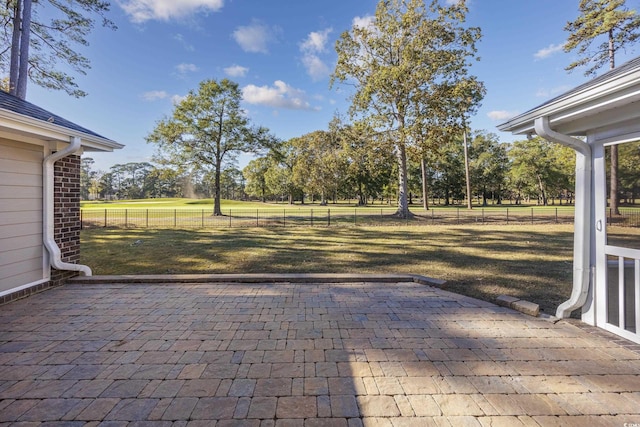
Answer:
[[0, 109, 123, 152], [605, 245, 640, 259], [498, 67, 640, 135], [0, 277, 49, 298]]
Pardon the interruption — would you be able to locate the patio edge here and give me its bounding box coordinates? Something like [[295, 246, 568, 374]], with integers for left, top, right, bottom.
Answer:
[[68, 273, 447, 287]]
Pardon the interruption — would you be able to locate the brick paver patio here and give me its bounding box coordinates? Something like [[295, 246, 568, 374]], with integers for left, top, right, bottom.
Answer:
[[1, 280, 640, 426]]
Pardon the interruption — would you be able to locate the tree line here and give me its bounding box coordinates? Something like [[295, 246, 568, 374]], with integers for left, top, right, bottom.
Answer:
[[72, 130, 599, 207]]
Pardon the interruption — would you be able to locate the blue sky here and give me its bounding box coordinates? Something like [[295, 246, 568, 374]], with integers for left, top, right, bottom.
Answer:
[[27, 0, 640, 172]]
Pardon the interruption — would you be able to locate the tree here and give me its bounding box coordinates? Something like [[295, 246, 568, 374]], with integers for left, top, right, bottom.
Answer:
[[80, 157, 96, 200], [243, 157, 272, 202], [564, 0, 640, 214], [334, 119, 394, 205], [508, 137, 575, 206], [469, 131, 508, 206], [291, 130, 346, 205], [332, 0, 483, 218], [1, 0, 116, 99], [147, 79, 273, 215], [145, 167, 184, 198]]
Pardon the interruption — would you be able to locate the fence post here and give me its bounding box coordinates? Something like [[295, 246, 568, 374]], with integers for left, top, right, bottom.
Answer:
[[482, 208, 485, 224], [328, 209, 330, 227], [174, 209, 177, 228], [457, 208, 460, 225], [229, 210, 232, 228], [431, 208, 434, 224], [311, 209, 313, 227], [146, 209, 149, 228], [283, 209, 286, 227], [506, 208, 509, 224], [531, 208, 534, 225], [125, 209, 128, 228], [104, 209, 107, 228], [201, 209, 204, 228], [354, 208, 357, 226], [555, 207, 558, 224]]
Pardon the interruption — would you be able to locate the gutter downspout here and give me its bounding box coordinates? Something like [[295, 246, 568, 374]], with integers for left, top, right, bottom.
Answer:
[[534, 116, 590, 318], [43, 136, 92, 276]]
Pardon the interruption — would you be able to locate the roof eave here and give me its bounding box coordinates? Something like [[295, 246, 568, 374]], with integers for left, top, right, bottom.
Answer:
[[0, 108, 123, 152], [498, 63, 640, 136]]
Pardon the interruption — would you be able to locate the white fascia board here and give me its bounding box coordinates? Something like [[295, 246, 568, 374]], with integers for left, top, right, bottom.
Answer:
[[0, 109, 123, 152], [498, 67, 640, 136]]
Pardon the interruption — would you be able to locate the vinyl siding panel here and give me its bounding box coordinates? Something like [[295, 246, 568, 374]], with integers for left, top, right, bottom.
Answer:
[[0, 139, 44, 293]]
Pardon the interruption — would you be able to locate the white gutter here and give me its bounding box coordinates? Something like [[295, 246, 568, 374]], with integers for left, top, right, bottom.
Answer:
[[534, 116, 590, 318], [43, 136, 92, 276]]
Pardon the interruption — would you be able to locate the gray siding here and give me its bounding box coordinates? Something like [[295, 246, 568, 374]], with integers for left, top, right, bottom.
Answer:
[[0, 139, 44, 293]]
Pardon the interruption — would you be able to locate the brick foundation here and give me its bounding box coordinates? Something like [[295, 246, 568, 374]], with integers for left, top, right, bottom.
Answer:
[[0, 154, 82, 305]]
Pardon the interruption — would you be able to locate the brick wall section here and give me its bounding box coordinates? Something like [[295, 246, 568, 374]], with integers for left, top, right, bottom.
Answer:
[[50, 154, 82, 286], [0, 154, 82, 305]]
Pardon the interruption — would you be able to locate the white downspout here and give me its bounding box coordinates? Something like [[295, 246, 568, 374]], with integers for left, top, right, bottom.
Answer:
[[534, 116, 590, 318], [43, 136, 92, 276]]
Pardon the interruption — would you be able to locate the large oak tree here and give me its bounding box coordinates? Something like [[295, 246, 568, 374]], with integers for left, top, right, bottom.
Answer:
[[332, 0, 483, 218], [147, 79, 274, 216]]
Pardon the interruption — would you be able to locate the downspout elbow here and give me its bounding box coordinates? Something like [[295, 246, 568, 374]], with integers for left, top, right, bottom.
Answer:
[[534, 117, 590, 318], [43, 137, 92, 277]]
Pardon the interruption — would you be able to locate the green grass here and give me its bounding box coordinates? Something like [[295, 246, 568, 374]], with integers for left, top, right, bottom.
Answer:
[[81, 197, 584, 212], [81, 223, 640, 316], [80, 198, 282, 209]]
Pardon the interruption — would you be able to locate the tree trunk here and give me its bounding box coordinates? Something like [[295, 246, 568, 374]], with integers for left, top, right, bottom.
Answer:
[[463, 130, 472, 210], [16, 0, 31, 99], [213, 158, 222, 216], [421, 157, 429, 211], [536, 174, 547, 206], [9, 0, 22, 96], [610, 144, 620, 215], [395, 141, 411, 218]]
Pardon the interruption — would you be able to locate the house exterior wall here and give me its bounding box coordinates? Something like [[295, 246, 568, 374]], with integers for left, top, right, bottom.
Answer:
[[0, 152, 82, 305], [0, 139, 45, 301]]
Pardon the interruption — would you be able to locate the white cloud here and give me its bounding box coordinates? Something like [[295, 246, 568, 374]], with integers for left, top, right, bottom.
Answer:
[[302, 54, 331, 81], [352, 15, 375, 30], [175, 63, 199, 75], [172, 94, 187, 105], [300, 28, 332, 53], [534, 43, 565, 60], [232, 21, 275, 53], [142, 90, 169, 101], [487, 110, 519, 121], [224, 64, 249, 77], [118, 0, 224, 23], [535, 85, 571, 98], [242, 80, 313, 110], [299, 28, 333, 81]]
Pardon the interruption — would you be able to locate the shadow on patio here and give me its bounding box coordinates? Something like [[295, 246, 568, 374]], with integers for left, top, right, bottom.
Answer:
[[1, 278, 640, 425]]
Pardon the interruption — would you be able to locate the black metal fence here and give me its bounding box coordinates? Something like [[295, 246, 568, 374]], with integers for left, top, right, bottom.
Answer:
[[79, 206, 604, 229]]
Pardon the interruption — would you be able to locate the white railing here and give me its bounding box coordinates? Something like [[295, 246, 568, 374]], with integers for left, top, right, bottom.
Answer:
[[604, 245, 640, 343]]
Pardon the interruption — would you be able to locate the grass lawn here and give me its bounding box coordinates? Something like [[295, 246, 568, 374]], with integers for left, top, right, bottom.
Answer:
[[81, 223, 640, 316], [81, 197, 583, 212]]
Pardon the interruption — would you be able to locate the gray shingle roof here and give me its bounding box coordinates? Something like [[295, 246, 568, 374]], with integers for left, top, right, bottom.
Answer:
[[0, 89, 112, 141]]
